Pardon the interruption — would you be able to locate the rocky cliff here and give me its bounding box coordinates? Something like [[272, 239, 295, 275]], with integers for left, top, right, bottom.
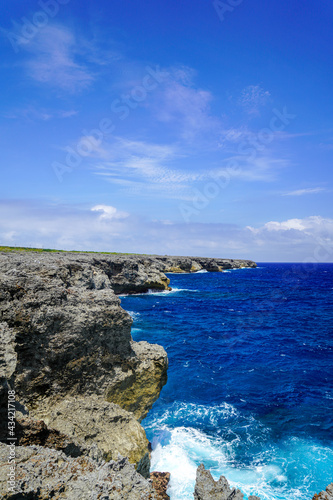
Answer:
[[193, 464, 261, 500], [0, 250, 256, 498]]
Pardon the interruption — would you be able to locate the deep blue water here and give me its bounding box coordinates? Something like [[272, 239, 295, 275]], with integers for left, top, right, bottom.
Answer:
[[120, 264, 333, 499]]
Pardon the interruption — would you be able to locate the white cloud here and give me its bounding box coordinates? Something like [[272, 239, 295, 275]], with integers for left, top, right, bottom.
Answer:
[[1, 202, 332, 262], [91, 205, 129, 220], [248, 216, 331, 232], [283, 187, 325, 196], [23, 25, 95, 91]]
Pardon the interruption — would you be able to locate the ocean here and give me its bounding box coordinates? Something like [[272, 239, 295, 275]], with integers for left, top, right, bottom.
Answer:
[[120, 263, 333, 499]]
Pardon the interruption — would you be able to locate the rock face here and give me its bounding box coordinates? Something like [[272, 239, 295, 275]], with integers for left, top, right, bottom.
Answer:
[[313, 484, 333, 500], [0, 250, 256, 498], [193, 464, 261, 500], [0, 250, 169, 482], [150, 471, 171, 499], [0, 443, 157, 499], [31, 395, 150, 471], [88, 254, 256, 294]]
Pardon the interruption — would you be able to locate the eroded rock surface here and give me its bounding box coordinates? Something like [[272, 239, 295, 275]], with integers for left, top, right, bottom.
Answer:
[[0, 443, 157, 499], [150, 471, 171, 499], [0, 251, 169, 476], [193, 464, 261, 500], [30, 395, 150, 471], [106, 341, 168, 421], [313, 483, 333, 500], [15, 416, 85, 457]]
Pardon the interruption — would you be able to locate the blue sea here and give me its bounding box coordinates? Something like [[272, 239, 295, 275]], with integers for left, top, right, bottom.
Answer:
[[120, 263, 333, 500]]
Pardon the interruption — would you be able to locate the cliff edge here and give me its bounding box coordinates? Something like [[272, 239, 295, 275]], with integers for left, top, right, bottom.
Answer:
[[0, 250, 256, 498]]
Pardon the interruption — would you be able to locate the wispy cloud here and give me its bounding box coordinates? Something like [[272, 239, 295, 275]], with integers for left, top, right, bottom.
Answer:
[[238, 85, 271, 115], [25, 25, 93, 91], [4, 106, 78, 121], [87, 134, 283, 200], [151, 65, 221, 143], [283, 187, 325, 196], [22, 25, 100, 92], [92, 137, 200, 199]]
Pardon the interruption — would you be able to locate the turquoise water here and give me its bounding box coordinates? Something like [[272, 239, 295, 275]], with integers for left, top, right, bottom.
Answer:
[[120, 264, 333, 499]]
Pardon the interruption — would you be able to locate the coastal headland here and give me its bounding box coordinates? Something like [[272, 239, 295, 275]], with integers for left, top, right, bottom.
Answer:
[[0, 250, 330, 498], [0, 249, 256, 498], [14, 249, 333, 499]]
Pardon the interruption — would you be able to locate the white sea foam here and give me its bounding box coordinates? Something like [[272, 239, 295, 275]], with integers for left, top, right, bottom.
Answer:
[[146, 404, 333, 500], [195, 269, 208, 273], [146, 287, 197, 296], [147, 401, 239, 428], [127, 311, 140, 320], [150, 426, 229, 500], [131, 327, 142, 334]]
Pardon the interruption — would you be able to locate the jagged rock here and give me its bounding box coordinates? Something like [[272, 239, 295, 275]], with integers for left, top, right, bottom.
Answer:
[[194, 464, 244, 499], [29, 395, 150, 475], [154, 256, 256, 275], [0, 442, 157, 499], [150, 471, 171, 499], [0, 252, 169, 473], [313, 483, 333, 499], [0, 323, 17, 441], [15, 416, 85, 457], [193, 464, 261, 500], [0, 323, 17, 380], [106, 341, 168, 421], [92, 256, 172, 294]]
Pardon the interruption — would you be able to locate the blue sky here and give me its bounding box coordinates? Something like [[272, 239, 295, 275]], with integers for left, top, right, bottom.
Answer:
[[0, 0, 332, 261]]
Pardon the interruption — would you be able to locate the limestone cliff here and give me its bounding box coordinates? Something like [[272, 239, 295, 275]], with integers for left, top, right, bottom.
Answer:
[[0, 250, 169, 481], [0, 250, 256, 498], [0, 442, 157, 499]]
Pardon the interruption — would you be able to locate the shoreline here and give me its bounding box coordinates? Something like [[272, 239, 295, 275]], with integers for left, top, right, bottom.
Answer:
[[0, 249, 255, 498], [1, 250, 329, 499]]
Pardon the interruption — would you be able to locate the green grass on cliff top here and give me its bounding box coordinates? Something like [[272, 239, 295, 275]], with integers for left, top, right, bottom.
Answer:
[[0, 245, 150, 255]]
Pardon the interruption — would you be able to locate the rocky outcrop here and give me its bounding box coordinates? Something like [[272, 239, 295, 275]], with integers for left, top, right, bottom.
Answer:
[[106, 341, 168, 421], [193, 464, 260, 500], [29, 395, 150, 474], [150, 471, 170, 499], [88, 254, 256, 293], [0, 250, 256, 498], [14, 416, 85, 457], [0, 251, 168, 480], [313, 483, 333, 499], [0, 442, 157, 499], [150, 256, 256, 276]]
